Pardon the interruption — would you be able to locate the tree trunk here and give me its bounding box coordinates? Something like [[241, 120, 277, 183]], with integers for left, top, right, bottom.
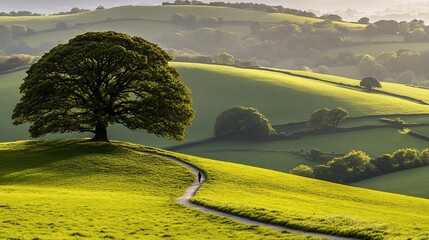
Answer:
[[91, 124, 109, 142]]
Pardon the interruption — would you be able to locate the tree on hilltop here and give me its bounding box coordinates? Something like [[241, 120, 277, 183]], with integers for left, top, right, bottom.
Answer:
[[360, 76, 382, 90], [12, 31, 195, 142]]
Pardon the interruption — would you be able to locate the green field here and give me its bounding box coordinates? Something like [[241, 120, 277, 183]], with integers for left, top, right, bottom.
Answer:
[[176, 127, 429, 172], [0, 5, 364, 32], [285, 69, 429, 104], [0, 139, 304, 239], [3, 62, 429, 146], [1, 139, 428, 239], [352, 166, 429, 199], [122, 142, 429, 239]]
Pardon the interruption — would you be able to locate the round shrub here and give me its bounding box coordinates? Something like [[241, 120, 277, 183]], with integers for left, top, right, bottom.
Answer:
[[214, 106, 276, 139]]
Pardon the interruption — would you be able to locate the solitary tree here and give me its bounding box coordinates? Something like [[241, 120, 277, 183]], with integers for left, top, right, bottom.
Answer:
[[360, 76, 382, 90], [214, 106, 276, 139], [12, 31, 195, 142]]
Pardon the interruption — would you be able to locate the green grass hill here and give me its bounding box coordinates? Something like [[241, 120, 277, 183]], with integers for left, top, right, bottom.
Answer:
[[0, 139, 301, 239], [0, 5, 364, 32], [352, 165, 429, 198], [1, 139, 428, 239]]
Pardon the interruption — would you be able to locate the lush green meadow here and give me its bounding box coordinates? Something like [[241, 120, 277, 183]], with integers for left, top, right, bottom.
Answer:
[[122, 142, 429, 239], [176, 127, 429, 172], [2, 139, 427, 239], [352, 166, 429, 198], [0, 140, 304, 239], [3, 62, 429, 145]]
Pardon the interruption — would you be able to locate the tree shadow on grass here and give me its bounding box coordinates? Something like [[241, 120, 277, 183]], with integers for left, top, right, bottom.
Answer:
[[0, 138, 123, 181]]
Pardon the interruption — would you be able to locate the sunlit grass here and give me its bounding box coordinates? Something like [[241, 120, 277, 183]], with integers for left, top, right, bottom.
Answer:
[[0, 139, 306, 239], [0, 5, 364, 31], [352, 166, 429, 199], [118, 142, 429, 239]]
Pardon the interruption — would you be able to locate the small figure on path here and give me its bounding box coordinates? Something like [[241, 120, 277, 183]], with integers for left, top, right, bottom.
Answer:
[[197, 171, 202, 183]]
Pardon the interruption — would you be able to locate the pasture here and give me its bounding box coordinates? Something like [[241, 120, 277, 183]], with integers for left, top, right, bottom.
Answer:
[[0, 139, 299, 239]]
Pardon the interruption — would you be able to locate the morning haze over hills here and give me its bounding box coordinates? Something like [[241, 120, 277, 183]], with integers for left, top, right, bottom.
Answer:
[[0, 0, 428, 239]]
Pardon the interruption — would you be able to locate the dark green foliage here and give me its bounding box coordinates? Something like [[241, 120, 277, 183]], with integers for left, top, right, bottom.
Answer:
[[320, 14, 342, 21], [374, 20, 401, 35], [358, 17, 370, 24], [214, 106, 276, 139], [310, 149, 323, 161], [307, 107, 348, 130], [289, 165, 314, 178], [360, 76, 382, 90], [307, 108, 329, 130], [301, 148, 429, 183], [313, 151, 373, 183], [12, 31, 194, 142]]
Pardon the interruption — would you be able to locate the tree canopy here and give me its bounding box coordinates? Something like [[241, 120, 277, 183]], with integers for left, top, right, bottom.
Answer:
[[214, 106, 276, 139], [308, 107, 348, 130], [12, 31, 194, 142], [360, 76, 382, 90]]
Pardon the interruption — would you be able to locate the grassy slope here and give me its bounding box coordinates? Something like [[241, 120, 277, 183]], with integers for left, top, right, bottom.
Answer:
[[0, 6, 364, 31], [3, 62, 429, 145], [177, 128, 429, 172], [286, 69, 429, 104], [122, 142, 429, 239], [352, 166, 429, 199], [0, 139, 302, 239]]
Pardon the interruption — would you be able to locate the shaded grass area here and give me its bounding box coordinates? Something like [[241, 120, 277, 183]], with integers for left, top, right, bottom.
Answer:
[[352, 166, 429, 199], [121, 142, 429, 239], [0, 139, 306, 239]]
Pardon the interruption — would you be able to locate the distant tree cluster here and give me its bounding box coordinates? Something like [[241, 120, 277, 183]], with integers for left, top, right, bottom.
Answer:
[[0, 11, 42, 16], [52, 7, 90, 15], [357, 49, 429, 85], [320, 14, 342, 22], [163, 27, 238, 53], [242, 20, 350, 64], [291, 148, 429, 183], [214, 106, 276, 139], [0, 24, 33, 43], [170, 13, 223, 28], [0, 54, 38, 73], [162, 1, 317, 18], [364, 19, 429, 42], [307, 107, 349, 130]]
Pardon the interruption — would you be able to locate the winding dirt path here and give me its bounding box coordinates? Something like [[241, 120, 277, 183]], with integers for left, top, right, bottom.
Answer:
[[148, 152, 359, 240]]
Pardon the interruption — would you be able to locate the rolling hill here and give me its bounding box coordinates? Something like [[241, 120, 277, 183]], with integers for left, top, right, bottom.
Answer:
[[3, 62, 429, 145], [0, 139, 302, 239], [352, 165, 429, 198], [1, 139, 428, 239]]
